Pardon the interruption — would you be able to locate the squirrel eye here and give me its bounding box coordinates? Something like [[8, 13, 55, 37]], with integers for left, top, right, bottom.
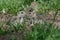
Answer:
[[21, 12, 23, 14], [29, 8, 33, 12]]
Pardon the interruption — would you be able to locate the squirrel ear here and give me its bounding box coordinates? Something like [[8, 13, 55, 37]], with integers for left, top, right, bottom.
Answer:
[[30, 2, 37, 7]]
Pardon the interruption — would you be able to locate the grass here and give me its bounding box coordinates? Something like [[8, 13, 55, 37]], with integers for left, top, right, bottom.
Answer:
[[0, 0, 60, 40], [0, 0, 33, 15], [23, 22, 60, 40], [0, 22, 60, 40], [0, 0, 60, 14]]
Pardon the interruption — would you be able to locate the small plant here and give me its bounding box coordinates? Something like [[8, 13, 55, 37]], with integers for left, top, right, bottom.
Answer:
[[0, 0, 60, 40], [23, 22, 60, 40]]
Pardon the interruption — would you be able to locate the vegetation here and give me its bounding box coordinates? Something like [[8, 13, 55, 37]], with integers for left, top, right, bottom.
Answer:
[[23, 23, 60, 40], [0, 0, 60, 40]]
